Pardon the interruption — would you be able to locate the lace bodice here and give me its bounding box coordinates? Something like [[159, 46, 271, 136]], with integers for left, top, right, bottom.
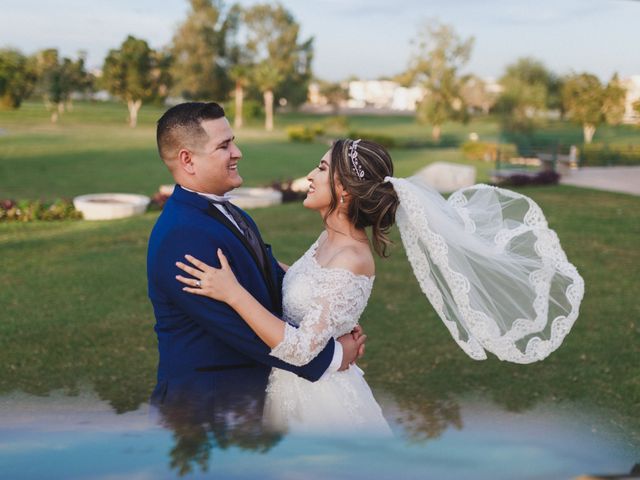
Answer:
[[269, 237, 374, 366]]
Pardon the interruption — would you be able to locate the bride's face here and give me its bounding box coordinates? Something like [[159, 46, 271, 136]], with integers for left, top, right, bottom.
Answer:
[[303, 150, 336, 211]]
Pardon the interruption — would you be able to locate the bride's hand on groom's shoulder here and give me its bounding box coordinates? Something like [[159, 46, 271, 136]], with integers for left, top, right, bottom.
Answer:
[[175, 249, 243, 304]]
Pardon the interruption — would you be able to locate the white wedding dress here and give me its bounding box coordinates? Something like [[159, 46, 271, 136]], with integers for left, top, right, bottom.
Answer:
[[263, 235, 391, 435]]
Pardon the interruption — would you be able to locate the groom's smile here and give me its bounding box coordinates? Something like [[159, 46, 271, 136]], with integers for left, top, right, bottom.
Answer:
[[189, 117, 243, 195]]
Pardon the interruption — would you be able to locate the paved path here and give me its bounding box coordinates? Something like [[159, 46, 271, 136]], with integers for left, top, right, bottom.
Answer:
[[560, 166, 640, 196]]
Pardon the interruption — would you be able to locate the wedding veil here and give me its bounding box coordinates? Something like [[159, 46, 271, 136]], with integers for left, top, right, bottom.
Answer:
[[386, 176, 584, 364]]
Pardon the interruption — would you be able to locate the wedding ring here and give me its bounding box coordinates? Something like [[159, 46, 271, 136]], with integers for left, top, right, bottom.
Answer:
[[195, 280, 201, 288]]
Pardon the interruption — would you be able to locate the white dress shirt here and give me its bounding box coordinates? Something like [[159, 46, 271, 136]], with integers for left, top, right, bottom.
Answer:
[[180, 186, 343, 376]]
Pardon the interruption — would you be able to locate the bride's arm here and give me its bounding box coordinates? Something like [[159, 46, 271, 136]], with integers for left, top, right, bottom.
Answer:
[[277, 261, 289, 272], [176, 249, 367, 367], [176, 250, 285, 349]]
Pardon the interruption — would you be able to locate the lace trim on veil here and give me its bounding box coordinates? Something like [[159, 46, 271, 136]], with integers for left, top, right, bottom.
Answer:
[[389, 177, 584, 364]]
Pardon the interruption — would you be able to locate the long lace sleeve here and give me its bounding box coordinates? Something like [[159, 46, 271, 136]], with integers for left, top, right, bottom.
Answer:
[[270, 267, 373, 366]]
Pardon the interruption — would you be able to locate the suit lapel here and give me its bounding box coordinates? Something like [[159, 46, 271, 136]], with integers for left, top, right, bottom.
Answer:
[[207, 204, 257, 262], [207, 204, 280, 311], [250, 221, 281, 314]]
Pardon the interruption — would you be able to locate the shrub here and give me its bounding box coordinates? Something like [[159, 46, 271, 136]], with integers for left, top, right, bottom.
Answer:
[[322, 116, 349, 133], [310, 123, 325, 137], [347, 131, 396, 148], [286, 125, 316, 143], [0, 198, 82, 222], [401, 135, 459, 149], [497, 170, 560, 187], [461, 141, 518, 162], [580, 144, 640, 166], [462, 141, 497, 161], [225, 99, 264, 122]]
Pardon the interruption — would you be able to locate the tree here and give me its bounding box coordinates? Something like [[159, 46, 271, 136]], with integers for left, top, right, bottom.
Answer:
[[102, 36, 169, 127], [33, 49, 89, 122], [170, 0, 234, 101], [406, 19, 474, 141], [228, 64, 250, 128], [496, 57, 554, 132], [547, 74, 564, 116], [65, 51, 95, 109], [243, 3, 313, 131], [634, 100, 640, 124], [0, 49, 36, 109], [562, 73, 627, 143], [276, 37, 314, 108], [602, 73, 626, 126], [252, 62, 283, 131], [318, 80, 348, 114], [153, 49, 174, 103], [460, 75, 497, 114], [225, 4, 251, 128]]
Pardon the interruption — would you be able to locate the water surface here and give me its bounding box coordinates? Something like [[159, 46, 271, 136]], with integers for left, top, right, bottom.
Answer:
[[1, 388, 637, 480]]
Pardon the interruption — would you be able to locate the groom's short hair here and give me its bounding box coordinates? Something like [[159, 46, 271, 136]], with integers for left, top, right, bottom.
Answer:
[[156, 102, 226, 164]]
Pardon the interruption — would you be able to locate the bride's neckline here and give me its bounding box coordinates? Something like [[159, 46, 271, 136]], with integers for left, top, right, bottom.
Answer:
[[309, 237, 375, 281]]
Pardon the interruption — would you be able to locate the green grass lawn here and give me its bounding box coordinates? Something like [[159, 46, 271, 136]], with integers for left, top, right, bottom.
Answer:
[[0, 188, 638, 434], [0, 102, 498, 200], [3, 101, 637, 200], [0, 101, 639, 441]]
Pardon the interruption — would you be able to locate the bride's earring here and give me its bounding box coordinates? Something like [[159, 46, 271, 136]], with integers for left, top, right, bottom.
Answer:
[[340, 196, 344, 204]]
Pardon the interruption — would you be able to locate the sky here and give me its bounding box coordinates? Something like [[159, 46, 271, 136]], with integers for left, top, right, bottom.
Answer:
[[1, 0, 639, 82]]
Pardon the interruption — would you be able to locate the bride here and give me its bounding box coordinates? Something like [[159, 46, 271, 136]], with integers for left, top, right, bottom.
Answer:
[[175, 138, 584, 432], [176, 139, 396, 434]]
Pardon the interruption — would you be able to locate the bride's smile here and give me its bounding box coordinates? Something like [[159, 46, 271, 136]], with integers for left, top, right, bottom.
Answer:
[[303, 152, 335, 211]]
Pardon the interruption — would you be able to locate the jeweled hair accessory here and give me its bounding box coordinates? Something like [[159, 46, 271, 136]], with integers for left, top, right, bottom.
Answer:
[[348, 139, 365, 179]]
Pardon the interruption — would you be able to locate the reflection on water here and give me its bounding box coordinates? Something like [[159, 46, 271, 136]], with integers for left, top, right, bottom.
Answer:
[[0, 388, 637, 480]]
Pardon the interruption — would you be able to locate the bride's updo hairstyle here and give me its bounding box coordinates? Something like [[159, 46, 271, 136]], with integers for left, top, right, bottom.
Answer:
[[328, 139, 399, 257]]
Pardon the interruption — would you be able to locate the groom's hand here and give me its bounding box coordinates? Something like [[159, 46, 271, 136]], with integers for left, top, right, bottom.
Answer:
[[337, 331, 367, 371], [351, 324, 366, 360]]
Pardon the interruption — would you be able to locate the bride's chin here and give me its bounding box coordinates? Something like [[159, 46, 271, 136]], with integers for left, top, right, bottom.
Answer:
[[302, 195, 316, 210]]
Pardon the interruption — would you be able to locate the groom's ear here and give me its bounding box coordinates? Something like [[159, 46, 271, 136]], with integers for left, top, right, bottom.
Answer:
[[177, 148, 195, 174]]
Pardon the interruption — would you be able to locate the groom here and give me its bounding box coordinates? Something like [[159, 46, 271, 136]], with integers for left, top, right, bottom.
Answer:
[[147, 102, 366, 419]]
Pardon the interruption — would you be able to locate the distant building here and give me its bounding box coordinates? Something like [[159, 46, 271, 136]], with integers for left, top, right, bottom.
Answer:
[[621, 75, 640, 124], [307, 77, 501, 114], [307, 82, 327, 106], [483, 78, 504, 96], [347, 80, 424, 111]]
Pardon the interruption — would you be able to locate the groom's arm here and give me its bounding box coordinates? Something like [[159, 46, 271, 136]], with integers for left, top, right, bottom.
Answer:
[[154, 227, 335, 382]]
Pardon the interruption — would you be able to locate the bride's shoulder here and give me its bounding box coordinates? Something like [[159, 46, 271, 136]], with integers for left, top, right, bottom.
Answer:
[[325, 245, 375, 278]]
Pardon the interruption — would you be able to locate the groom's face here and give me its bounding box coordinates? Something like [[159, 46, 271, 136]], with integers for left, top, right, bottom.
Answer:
[[190, 118, 243, 195]]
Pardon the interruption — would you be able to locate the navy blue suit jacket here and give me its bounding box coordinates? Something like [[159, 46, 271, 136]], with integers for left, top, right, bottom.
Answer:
[[147, 185, 335, 408]]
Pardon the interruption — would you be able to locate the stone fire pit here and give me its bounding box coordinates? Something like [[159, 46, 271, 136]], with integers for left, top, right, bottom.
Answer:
[[73, 193, 150, 220], [228, 187, 282, 209]]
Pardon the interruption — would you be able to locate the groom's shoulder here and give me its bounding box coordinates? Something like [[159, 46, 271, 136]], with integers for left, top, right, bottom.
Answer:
[[153, 198, 203, 229], [150, 198, 220, 247]]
